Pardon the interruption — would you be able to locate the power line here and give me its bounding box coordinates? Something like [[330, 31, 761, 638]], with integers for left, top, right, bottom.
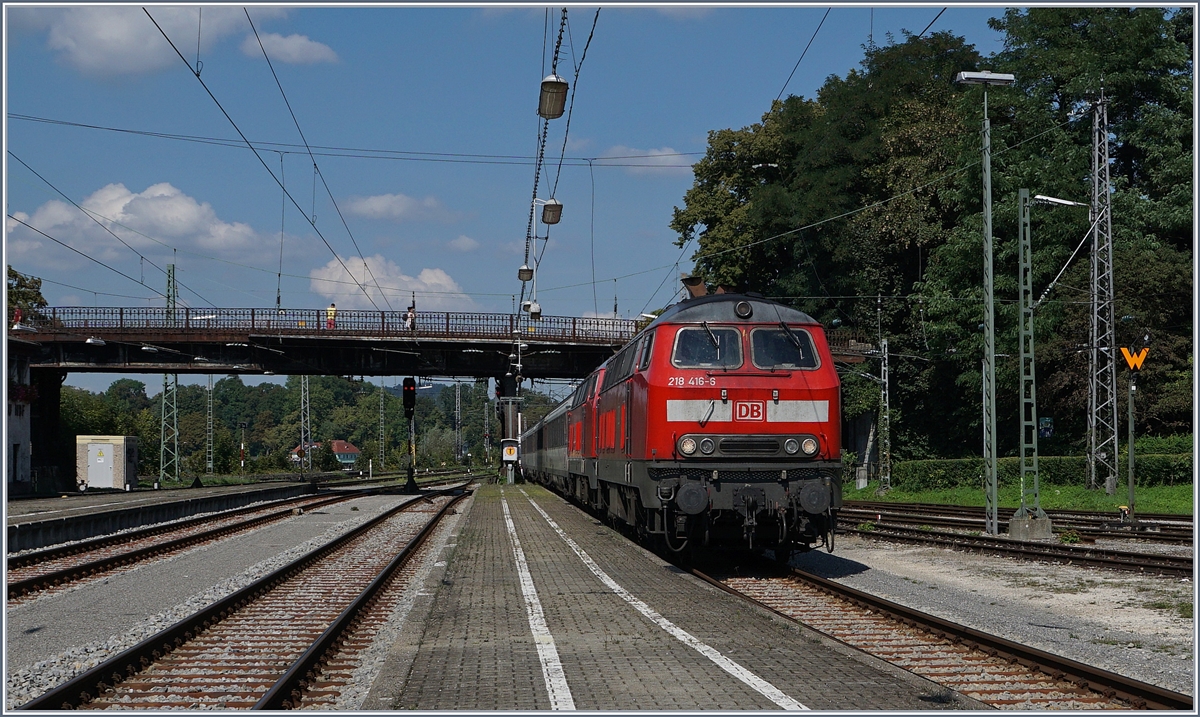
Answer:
[[776, 8, 831, 102], [550, 8, 600, 198], [244, 8, 392, 311], [143, 7, 379, 310], [35, 276, 161, 301]]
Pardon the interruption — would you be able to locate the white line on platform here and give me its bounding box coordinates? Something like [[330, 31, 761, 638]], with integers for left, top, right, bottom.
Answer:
[[500, 492, 576, 711], [520, 488, 808, 711]]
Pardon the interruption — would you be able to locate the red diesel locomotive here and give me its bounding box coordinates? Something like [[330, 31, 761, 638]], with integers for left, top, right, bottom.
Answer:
[[520, 292, 842, 557]]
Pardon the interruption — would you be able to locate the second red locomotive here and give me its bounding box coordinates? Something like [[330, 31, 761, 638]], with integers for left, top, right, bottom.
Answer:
[[520, 292, 842, 557]]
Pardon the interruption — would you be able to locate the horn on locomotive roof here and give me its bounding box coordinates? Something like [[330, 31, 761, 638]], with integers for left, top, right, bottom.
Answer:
[[681, 275, 708, 298], [714, 285, 737, 295]]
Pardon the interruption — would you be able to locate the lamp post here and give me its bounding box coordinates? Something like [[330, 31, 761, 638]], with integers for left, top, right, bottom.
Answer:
[[955, 70, 1015, 536]]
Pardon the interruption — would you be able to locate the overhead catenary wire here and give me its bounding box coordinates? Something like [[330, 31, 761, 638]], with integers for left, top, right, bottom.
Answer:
[[143, 7, 380, 311], [244, 9, 392, 311], [549, 8, 600, 198], [917, 8, 948, 38], [776, 8, 831, 102]]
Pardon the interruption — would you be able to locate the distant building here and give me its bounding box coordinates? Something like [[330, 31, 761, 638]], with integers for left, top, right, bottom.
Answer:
[[290, 440, 360, 468], [7, 338, 36, 495]]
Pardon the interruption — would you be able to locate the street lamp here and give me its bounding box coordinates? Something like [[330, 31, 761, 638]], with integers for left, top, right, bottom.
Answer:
[[517, 264, 534, 282], [538, 198, 563, 225], [538, 74, 569, 119], [956, 68, 1015, 536]]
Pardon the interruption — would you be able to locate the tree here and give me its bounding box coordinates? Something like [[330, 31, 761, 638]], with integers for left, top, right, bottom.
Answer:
[[669, 11, 1192, 460], [7, 265, 47, 322]]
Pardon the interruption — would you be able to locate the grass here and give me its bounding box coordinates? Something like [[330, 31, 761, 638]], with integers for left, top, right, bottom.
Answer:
[[844, 481, 1194, 515]]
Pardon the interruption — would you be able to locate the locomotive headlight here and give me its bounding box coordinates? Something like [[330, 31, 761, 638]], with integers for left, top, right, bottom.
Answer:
[[801, 437, 819, 456], [783, 438, 800, 455], [699, 438, 715, 455], [679, 437, 698, 455]]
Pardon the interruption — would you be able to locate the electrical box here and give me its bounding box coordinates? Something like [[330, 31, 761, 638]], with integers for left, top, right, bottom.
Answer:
[[75, 436, 139, 491]]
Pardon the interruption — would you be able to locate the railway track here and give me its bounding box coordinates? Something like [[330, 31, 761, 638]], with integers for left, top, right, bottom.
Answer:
[[843, 501, 1193, 544], [839, 522, 1193, 577], [6, 493, 361, 603], [699, 562, 1192, 711], [17, 485, 469, 710]]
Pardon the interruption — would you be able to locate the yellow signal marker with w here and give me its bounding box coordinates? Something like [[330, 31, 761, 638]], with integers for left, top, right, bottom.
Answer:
[[1121, 346, 1149, 371]]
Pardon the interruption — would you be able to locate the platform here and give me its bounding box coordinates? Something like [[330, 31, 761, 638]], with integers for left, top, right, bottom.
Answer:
[[364, 483, 985, 711], [5, 482, 315, 552]]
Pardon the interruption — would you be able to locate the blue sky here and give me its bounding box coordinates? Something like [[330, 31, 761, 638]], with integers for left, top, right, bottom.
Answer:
[[5, 3, 1011, 393]]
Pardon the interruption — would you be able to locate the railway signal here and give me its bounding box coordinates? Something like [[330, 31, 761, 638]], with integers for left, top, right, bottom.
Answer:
[[403, 377, 418, 493], [1121, 344, 1148, 522]]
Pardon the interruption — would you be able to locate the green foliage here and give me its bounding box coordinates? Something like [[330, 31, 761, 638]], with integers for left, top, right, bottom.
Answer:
[[1058, 530, 1081, 544], [843, 480, 1193, 515], [889, 454, 1192, 491], [7, 265, 48, 320], [672, 10, 1193, 459]]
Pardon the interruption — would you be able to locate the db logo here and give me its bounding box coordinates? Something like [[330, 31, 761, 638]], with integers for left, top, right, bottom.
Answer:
[[734, 400, 765, 421]]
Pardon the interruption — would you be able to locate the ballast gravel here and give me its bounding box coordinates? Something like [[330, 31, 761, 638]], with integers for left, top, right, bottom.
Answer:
[[313, 494, 472, 710], [5, 497, 409, 710], [792, 534, 1195, 696]]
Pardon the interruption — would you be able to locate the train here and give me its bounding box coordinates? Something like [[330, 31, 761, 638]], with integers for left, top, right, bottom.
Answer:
[[519, 290, 842, 559]]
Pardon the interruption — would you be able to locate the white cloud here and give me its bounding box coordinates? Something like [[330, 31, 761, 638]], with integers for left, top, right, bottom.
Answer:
[[344, 193, 454, 222], [240, 32, 337, 64], [448, 235, 480, 252], [6, 182, 269, 269], [309, 255, 474, 311], [599, 145, 694, 177], [18, 6, 284, 76]]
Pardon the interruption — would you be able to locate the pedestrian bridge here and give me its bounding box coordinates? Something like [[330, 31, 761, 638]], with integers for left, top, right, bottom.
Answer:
[[19, 306, 870, 379]]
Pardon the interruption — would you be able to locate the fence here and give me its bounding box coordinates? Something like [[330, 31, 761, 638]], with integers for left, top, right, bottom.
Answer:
[[28, 307, 640, 345]]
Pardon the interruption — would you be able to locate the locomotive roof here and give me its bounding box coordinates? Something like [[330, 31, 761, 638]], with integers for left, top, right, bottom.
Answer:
[[648, 293, 817, 326]]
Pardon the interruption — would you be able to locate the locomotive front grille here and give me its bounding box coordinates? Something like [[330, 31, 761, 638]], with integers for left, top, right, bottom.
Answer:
[[718, 437, 780, 455]]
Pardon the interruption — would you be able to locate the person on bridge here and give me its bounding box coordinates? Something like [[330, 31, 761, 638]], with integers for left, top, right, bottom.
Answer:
[[404, 305, 416, 331], [326, 302, 337, 330], [11, 307, 22, 330]]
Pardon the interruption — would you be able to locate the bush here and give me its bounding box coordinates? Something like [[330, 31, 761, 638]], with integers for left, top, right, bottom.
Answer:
[[1134, 434, 1192, 455], [890, 454, 1191, 491]]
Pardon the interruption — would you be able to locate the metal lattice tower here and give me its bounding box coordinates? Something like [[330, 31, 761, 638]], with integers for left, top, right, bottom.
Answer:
[[300, 375, 312, 473], [205, 374, 214, 474], [158, 264, 179, 487], [982, 359, 997, 534], [378, 380, 386, 470], [454, 382, 462, 462], [159, 374, 179, 486], [483, 398, 491, 463], [980, 91, 1000, 536], [1089, 91, 1119, 494], [878, 338, 892, 493], [1015, 190, 1045, 518]]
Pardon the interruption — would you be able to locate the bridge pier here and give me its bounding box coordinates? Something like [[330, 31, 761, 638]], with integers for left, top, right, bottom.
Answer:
[[30, 368, 70, 494]]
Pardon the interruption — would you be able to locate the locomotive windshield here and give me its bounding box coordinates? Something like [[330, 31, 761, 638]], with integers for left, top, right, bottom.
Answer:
[[751, 327, 819, 369], [672, 326, 742, 368]]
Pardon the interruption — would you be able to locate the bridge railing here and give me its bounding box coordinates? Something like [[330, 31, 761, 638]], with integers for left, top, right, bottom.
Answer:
[[30, 307, 640, 344]]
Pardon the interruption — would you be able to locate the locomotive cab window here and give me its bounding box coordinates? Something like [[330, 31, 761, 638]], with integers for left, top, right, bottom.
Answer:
[[750, 327, 818, 369], [672, 326, 742, 369], [637, 332, 654, 371]]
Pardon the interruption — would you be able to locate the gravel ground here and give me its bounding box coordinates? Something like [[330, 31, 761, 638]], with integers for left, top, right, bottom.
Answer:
[[791, 534, 1195, 696], [5, 496, 412, 710], [317, 493, 472, 710]]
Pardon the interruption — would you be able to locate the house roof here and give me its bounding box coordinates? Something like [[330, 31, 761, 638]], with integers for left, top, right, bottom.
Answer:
[[290, 440, 360, 454], [329, 440, 360, 454]]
